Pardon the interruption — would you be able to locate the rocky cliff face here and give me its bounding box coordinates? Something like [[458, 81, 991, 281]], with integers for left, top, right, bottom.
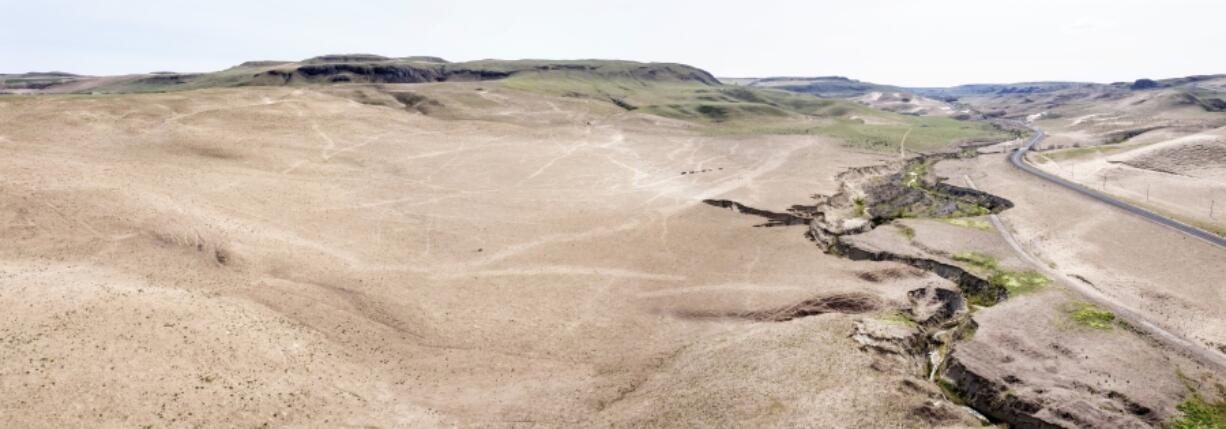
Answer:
[[707, 155, 1014, 307], [253, 59, 721, 87], [2, 56, 722, 94], [802, 156, 1012, 252], [943, 355, 1161, 429], [261, 63, 512, 85]]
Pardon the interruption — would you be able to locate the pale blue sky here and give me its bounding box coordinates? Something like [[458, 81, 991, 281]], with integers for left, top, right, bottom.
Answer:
[[2, 0, 1224, 86]]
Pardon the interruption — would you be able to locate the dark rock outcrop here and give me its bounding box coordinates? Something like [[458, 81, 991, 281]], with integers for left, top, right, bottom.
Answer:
[[671, 292, 880, 322], [258, 63, 514, 85], [907, 286, 967, 326], [702, 199, 810, 227], [860, 170, 1014, 223], [943, 357, 1064, 428], [837, 242, 1007, 306], [251, 60, 719, 88], [293, 63, 448, 83], [1130, 79, 1161, 90], [943, 355, 1160, 429]]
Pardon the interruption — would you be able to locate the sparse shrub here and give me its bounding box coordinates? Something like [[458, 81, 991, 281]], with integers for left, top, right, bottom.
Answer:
[[893, 223, 916, 240], [941, 218, 991, 231], [950, 203, 991, 218], [990, 270, 1049, 295], [1068, 302, 1115, 329], [695, 105, 730, 122], [719, 87, 767, 104], [823, 106, 851, 117], [953, 250, 1049, 300], [609, 97, 637, 111], [853, 197, 867, 217], [1171, 392, 1226, 429]]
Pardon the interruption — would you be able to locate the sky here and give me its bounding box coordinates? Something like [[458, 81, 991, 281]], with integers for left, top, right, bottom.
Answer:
[[2, 0, 1224, 87]]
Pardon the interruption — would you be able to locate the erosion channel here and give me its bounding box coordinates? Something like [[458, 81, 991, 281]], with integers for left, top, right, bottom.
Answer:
[[705, 151, 1044, 426]]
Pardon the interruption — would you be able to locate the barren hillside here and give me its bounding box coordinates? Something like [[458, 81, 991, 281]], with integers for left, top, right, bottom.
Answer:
[[1, 58, 1223, 428]]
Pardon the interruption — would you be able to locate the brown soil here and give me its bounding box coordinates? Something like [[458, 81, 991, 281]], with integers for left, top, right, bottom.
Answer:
[[0, 83, 975, 428], [1120, 140, 1226, 177], [2, 79, 1222, 428]]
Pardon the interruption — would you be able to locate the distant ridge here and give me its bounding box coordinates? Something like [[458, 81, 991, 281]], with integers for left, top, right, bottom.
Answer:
[[1, 54, 719, 94], [726, 76, 902, 98], [728, 74, 1226, 99]]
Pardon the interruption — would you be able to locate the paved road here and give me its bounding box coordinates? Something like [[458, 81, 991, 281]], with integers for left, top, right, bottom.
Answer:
[[1009, 127, 1226, 248]]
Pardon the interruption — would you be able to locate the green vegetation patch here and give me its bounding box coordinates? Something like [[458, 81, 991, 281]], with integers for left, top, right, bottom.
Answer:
[[935, 377, 969, 406], [953, 251, 1049, 305], [964, 285, 1013, 308], [990, 270, 1050, 296], [951, 202, 991, 218], [941, 218, 992, 231], [1171, 393, 1226, 429], [879, 311, 918, 327], [1067, 302, 1116, 330], [730, 112, 1015, 153], [893, 223, 916, 241], [505, 72, 847, 126], [953, 251, 999, 272], [511, 73, 1010, 152], [903, 160, 931, 189], [816, 115, 1010, 153], [499, 64, 1010, 152]]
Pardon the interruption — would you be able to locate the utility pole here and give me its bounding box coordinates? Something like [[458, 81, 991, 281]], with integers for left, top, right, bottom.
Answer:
[[1146, 184, 1151, 202], [1212, 200, 1216, 219]]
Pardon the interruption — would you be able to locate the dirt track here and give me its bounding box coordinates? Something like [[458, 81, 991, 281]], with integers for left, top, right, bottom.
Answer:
[[0, 85, 973, 427]]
